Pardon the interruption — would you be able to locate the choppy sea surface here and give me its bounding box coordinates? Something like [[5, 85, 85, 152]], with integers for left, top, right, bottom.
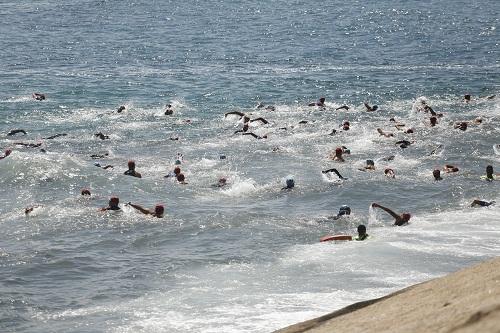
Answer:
[[1, 1, 499, 332]]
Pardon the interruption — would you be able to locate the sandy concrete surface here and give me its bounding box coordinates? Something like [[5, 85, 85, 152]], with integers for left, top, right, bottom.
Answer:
[[274, 257, 500, 333]]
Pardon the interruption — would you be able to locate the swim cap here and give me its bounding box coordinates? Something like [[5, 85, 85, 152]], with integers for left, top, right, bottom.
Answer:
[[155, 205, 164, 215], [128, 160, 135, 168], [338, 205, 351, 216], [94, 162, 101, 167], [286, 178, 295, 188], [335, 147, 342, 154], [174, 159, 182, 165], [402, 213, 411, 221], [366, 160, 375, 166], [220, 154, 226, 160], [110, 197, 119, 204], [372, 105, 378, 111], [174, 167, 181, 174], [177, 173, 185, 182], [81, 189, 91, 195], [5, 149, 12, 156], [357, 224, 366, 234]]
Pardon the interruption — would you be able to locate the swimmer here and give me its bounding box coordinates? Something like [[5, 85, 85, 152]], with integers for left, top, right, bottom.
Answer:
[[212, 177, 227, 188], [234, 123, 249, 134], [329, 129, 337, 135], [395, 140, 413, 149], [298, 120, 308, 124], [32, 93, 46, 101], [164, 104, 173, 115], [117, 105, 126, 113], [371, 203, 411, 226], [377, 128, 394, 137], [100, 197, 121, 211], [332, 205, 351, 220], [363, 102, 378, 112], [25, 205, 43, 215], [384, 168, 395, 178], [15, 142, 42, 148], [282, 178, 295, 190], [94, 132, 110, 140], [164, 166, 181, 178], [176, 173, 188, 184], [433, 169, 443, 181], [90, 153, 109, 159], [336, 105, 350, 111], [242, 132, 267, 139], [7, 129, 27, 136], [81, 189, 91, 196], [124, 160, 142, 178], [0, 149, 12, 160], [329, 147, 345, 162], [359, 159, 375, 171], [322, 168, 347, 180], [43, 133, 67, 139], [354, 225, 369, 241], [484, 165, 499, 181], [94, 162, 113, 169], [169, 137, 179, 141], [443, 165, 459, 173], [471, 200, 495, 207], [429, 116, 438, 127], [454, 122, 467, 131], [341, 146, 351, 154], [128, 202, 164, 218], [463, 94, 471, 103], [342, 121, 350, 131], [308, 97, 326, 107]]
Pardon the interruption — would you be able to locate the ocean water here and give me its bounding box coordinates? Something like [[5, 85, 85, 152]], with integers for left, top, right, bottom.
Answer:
[[0, 0, 499, 332]]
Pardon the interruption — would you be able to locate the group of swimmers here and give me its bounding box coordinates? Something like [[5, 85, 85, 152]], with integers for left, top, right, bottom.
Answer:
[[2, 92, 498, 232]]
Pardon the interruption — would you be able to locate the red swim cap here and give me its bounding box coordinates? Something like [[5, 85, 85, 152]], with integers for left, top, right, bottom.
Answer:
[[335, 147, 342, 154]]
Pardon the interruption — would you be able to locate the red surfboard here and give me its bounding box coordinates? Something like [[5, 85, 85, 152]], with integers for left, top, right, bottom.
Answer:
[[320, 234, 352, 242]]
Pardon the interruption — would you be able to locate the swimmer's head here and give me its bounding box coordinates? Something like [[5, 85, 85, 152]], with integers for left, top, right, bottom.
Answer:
[[319, 97, 325, 103], [5, 149, 12, 156], [81, 189, 91, 196], [430, 116, 438, 125], [366, 160, 375, 167], [401, 213, 411, 222], [338, 205, 351, 216], [109, 197, 119, 208], [219, 154, 226, 160], [357, 224, 366, 235], [335, 147, 343, 155], [433, 169, 441, 180], [372, 105, 378, 111], [154, 204, 164, 216], [177, 173, 185, 182], [389, 117, 396, 122], [94, 162, 101, 167], [174, 167, 181, 175], [458, 122, 467, 131], [174, 159, 182, 165], [128, 160, 136, 170], [486, 165, 493, 177], [342, 146, 351, 154], [285, 178, 295, 189], [219, 177, 227, 185], [464, 94, 471, 101]]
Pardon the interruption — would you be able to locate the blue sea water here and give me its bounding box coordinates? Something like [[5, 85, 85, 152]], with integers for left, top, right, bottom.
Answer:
[[0, 1, 499, 332]]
